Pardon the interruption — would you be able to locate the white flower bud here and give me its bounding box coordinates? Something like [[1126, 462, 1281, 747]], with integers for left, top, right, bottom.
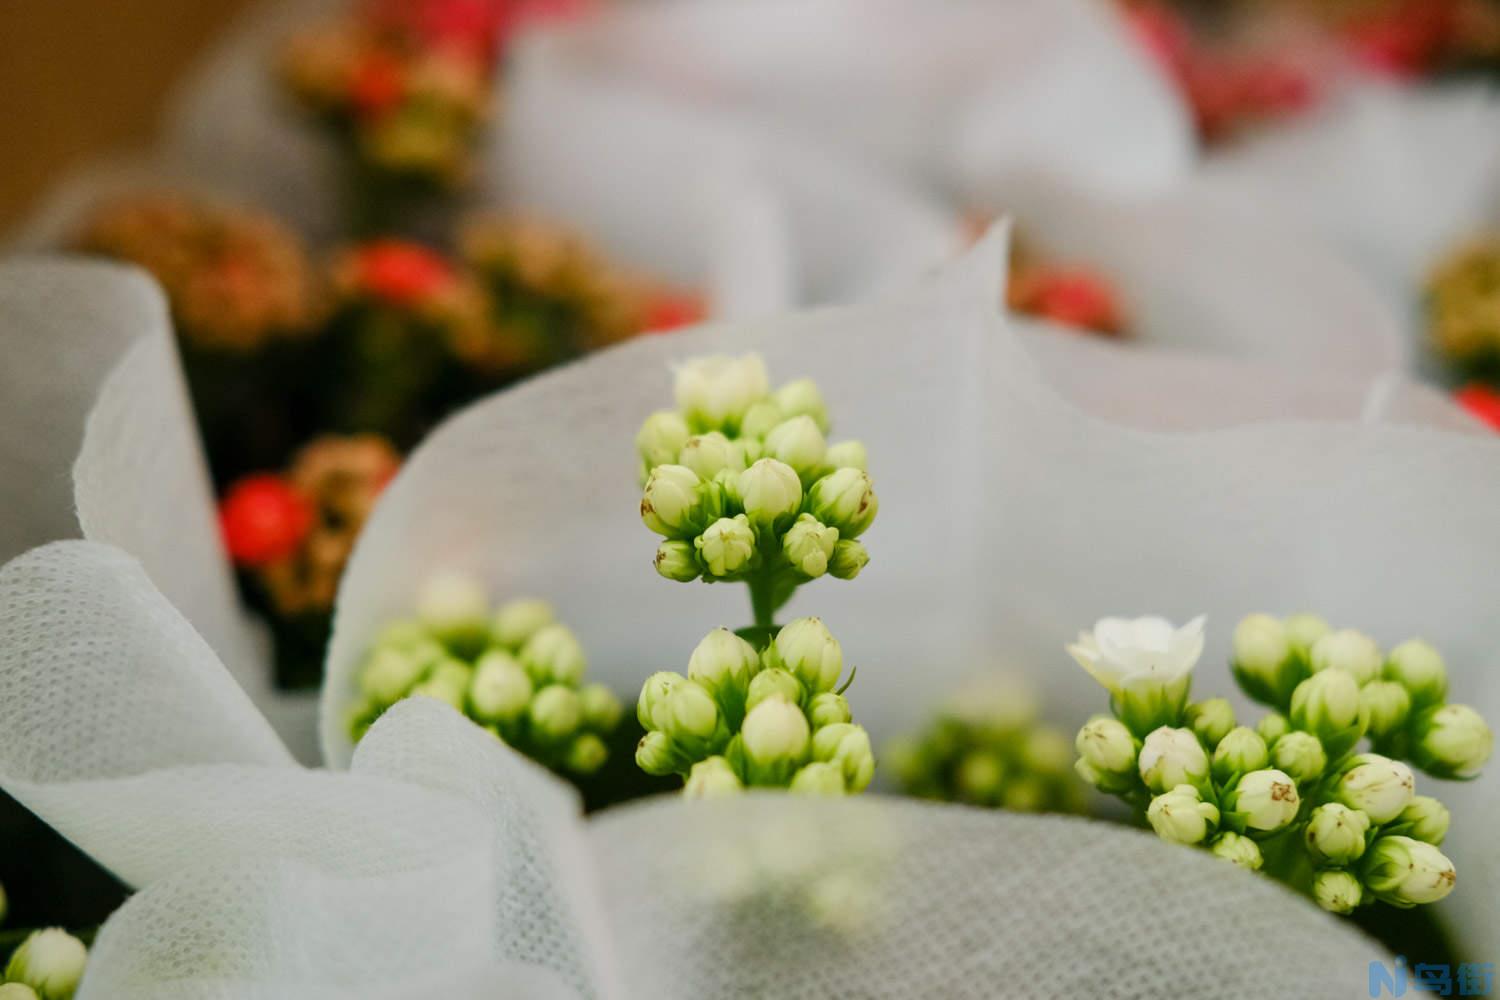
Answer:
[[1309, 629, 1383, 685], [1184, 698, 1236, 749], [0, 984, 40, 1000], [4, 929, 86, 1000], [824, 439, 868, 472], [772, 378, 829, 431], [1211, 726, 1269, 784], [661, 680, 722, 751], [636, 730, 684, 776], [1283, 613, 1331, 656], [812, 722, 875, 792], [746, 668, 803, 713], [1209, 831, 1263, 871], [374, 619, 427, 649], [1076, 715, 1139, 781], [739, 399, 784, 440], [1384, 638, 1449, 708], [808, 692, 852, 729], [490, 598, 554, 649], [1412, 703, 1493, 779], [1231, 614, 1297, 706], [742, 697, 811, 778], [1256, 713, 1290, 744], [738, 459, 803, 530], [764, 416, 828, 481], [1362, 835, 1456, 906], [579, 683, 623, 733], [1270, 731, 1327, 784], [1137, 726, 1210, 794], [827, 539, 870, 580], [637, 671, 684, 731], [1392, 796, 1451, 845], [1359, 680, 1412, 741], [679, 431, 747, 481], [468, 650, 533, 724], [359, 647, 427, 705], [1225, 768, 1300, 833], [1147, 785, 1219, 845], [1305, 803, 1371, 865], [807, 468, 878, 538], [416, 571, 489, 652], [654, 539, 701, 582], [1289, 669, 1365, 757], [519, 622, 587, 686], [684, 756, 744, 798], [1022, 728, 1074, 775], [696, 515, 757, 578], [636, 409, 691, 470], [641, 464, 708, 538], [781, 514, 838, 578], [529, 685, 583, 743], [410, 659, 471, 711], [565, 733, 609, 774], [1313, 869, 1364, 914], [1336, 754, 1415, 824], [790, 761, 847, 795], [770, 617, 844, 694], [674, 353, 770, 433]]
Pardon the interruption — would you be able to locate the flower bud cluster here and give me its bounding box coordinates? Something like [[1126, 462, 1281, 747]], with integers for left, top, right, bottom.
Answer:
[[637, 355, 875, 594], [635, 619, 873, 795], [3, 928, 89, 1000], [888, 677, 1084, 814], [347, 573, 623, 777]]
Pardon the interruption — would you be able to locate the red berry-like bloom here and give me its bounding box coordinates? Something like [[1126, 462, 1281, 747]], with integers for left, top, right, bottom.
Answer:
[[350, 51, 407, 118], [219, 475, 315, 567], [1456, 384, 1500, 432], [354, 240, 456, 307], [1346, 0, 1457, 79], [641, 293, 706, 334], [1010, 267, 1126, 336]]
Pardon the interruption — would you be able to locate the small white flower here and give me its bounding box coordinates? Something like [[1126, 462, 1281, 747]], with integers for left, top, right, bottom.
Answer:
[[1067, 615, 1205, 695], [674, 353, 770, 432]]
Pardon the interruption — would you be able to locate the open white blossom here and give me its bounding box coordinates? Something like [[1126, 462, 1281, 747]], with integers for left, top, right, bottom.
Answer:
[[1067, 615, 1205, 696]]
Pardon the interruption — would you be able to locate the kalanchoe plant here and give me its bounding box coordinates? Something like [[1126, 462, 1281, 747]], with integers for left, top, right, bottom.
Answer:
[[2, 927, 89, 1000], [347, 572, 623, 778], [1070, 612, 1492, 915], [637, 353, 877, 629], [887, 677, 1085, 814], [635, 621, 874, 797]]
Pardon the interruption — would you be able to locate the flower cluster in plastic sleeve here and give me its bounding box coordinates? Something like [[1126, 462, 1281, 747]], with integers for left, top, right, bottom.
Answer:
[[0, 924, 89, 1000], [72, 193, 323, 352], [1426, 234, 1500, 377], [635, 621, 874, 798], [1071, 612, 1493, 914], [348, 572, 624, 777], [637, 354, 876, 627], [887, 677, 1085, 814]]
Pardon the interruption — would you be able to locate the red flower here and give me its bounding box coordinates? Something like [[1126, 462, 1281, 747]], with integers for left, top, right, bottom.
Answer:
[[641, 293, 706, 334], [350, 51, 407, 118], [1345, 0, 1457, 79], [1124, 3, 1196, 84], [219, 475, 314, 567], [1010, 267, 1126, 336], [354, 240, 456, 307], [1456, 384, 1500, 432]]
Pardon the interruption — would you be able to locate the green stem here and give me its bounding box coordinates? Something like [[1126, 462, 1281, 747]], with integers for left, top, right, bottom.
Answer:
[[749, 573, 777, 630]]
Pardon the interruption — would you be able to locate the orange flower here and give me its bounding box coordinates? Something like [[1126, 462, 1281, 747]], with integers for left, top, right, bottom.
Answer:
[[1009, 266, 1126, 337], [1456, 384, 1500, 432], [219, 475, 315, 567], [353, 240, 456, 306]]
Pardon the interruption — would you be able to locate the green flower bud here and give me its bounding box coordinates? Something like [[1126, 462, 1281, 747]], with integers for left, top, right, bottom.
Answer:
[[1023, 728, 1074, 775], [1224, 768, 1300, 833], [679, 431, 747, 481], [345, 698, 382, 743], [1390, 796, 1451, 845], [636, 730, 685, 776], [1283, 613, 1331, 657], [782, 513, 838, 578], [1212, 727, 1269, 785], [1075, 716, 1140, 791], [1184, 698, 1236, 749], [641, 465, 709, 539], [827, 539, 869, 580], [636, 410, 691, 470], [1270, 731, 1327, 784], [1313, 869, 1364, 914], [468, 650, 533, 724], [824, 440, 868, 472], [955, 751, 1006, 803], [374, 619, 428, 650], [0, 984, 40, 1000], [654, 539, 701, 582], [1305, 803, 1371, 865], [1309, 629, 1382, 685], [359, 647, 427, 705], [674, 353, 770, 433], [417, 572, 490, 653], [4, 929, 86, 1000], [769, 617, 844, 694], [1384, 638, 1449, 709], [637, 671, 685, 731], [695, 515, 756, 578], [812, 722, 875, 792], [1137, 726, 1210, 794], [807, 468, 878, 538], [490, 598, 554, 649], [1361, 835, 1456, 907], [739, 399, 784, 440], [565, 733, 609, 774], [764, 416, 829, 481], [790, 761, 847, 795], [530, 685, 583, 743], [684, 756, 744, 797], [772, 378, 829, 432], [1231, 614, 1298, 707], [738, 459, 803, 530], [742, 697, 811, 783], [579, 683, 623, 733], [1289, 669, 1365, 759], [746, 668, 803, 713], [661, 680, 722, 753], [1256, 713, 1290, 744], [808, 692, 852, 729], [1208, 831, 1263, 871], [1147, 785, 1219, 845], [1412, 703, 1493, 779], [1336, 754, 1415, 824], [1359, 680, 1412, 741], [519, 623, 587, 686], [410, 659, 471, 711]]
